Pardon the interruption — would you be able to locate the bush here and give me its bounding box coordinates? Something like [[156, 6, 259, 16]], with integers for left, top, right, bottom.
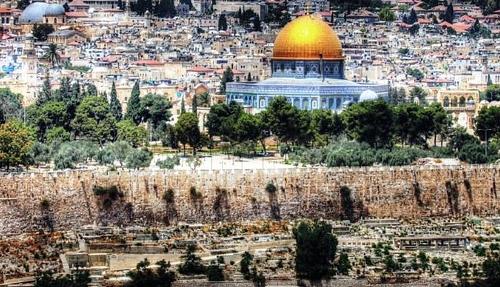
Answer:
[[156, 155, 180, 169], [458, 143, 488, 164], [125, 148, 153, 169]]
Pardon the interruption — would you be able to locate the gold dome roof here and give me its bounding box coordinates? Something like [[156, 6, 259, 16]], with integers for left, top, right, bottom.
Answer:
[[272, 15, 343, 60]]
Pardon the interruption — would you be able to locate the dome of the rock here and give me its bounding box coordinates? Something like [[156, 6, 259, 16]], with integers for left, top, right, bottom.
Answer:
[[272, 15, 343, 60]]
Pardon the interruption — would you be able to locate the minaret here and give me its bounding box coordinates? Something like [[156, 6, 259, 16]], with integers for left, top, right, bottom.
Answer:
[[21, 34, 38, 83], [20, 34, 39, 105], [305, 0, 312, 15]]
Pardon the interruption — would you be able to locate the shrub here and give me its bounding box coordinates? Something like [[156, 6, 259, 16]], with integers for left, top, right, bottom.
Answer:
[[156, 155, 180, 169]]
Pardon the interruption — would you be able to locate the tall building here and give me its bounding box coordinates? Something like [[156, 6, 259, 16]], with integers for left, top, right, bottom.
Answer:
[[226, 14, 388, 111]]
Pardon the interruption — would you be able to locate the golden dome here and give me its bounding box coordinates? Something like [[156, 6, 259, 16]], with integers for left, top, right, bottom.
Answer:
[[272, 15, 343, 60]]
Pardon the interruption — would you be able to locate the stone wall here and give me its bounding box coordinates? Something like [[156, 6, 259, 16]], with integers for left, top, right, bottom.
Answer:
[[0, 165, 498, 234]]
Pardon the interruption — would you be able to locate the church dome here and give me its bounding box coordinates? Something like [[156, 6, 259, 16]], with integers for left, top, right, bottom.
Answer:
[[272, 15, 343, 60], [19, 1, 65, 24]]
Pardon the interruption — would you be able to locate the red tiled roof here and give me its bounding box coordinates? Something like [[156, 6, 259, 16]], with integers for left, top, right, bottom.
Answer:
[[187, 67, 214, 73], [132, 60, 164, 66], [460, 15, 475, 23], [0, 7, 12, 13], [65, 11, 89, 18]]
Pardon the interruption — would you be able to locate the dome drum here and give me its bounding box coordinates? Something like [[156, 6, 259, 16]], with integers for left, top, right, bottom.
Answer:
[[271, 59, 344, 79]]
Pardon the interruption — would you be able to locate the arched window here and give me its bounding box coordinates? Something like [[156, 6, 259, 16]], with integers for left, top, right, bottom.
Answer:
[[443, 96, 450, 107], [451, 97, 457, 107], [459, 96, 466, 107]]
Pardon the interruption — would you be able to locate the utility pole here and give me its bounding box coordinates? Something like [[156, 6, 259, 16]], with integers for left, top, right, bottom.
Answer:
[[477, 128, 493, 158]]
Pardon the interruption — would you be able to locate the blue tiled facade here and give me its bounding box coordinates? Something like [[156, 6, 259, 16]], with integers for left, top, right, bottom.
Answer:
[[226, 57, 388, 111], [271, 59, 345, 79]]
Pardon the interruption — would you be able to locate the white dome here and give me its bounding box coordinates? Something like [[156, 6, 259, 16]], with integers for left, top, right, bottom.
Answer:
[[19, 2, 65, 24], [359, 89, 378, 102]]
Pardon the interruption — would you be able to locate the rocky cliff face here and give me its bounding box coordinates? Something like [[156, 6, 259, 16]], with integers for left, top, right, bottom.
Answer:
[[0, 165, 498, 234]]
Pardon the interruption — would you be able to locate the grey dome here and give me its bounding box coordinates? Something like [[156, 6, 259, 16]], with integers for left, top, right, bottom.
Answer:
[[19, 2, 65, 24], [359, 89, 378, 102]]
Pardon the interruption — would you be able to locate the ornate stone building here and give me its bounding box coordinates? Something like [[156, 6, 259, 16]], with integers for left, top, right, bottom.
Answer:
[[226, 14, 388, 111]]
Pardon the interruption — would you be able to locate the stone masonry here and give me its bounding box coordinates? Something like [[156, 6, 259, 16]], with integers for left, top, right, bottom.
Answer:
[[0, 165, 498, 234]]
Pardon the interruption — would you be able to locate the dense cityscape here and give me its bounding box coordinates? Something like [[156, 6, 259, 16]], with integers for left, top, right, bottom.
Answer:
[[0, 0, 499, 286]]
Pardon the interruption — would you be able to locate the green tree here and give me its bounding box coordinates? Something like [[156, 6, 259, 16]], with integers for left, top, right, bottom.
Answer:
[[265, 96, 300, 144], [337, 253, 351, 275], [234, 112, 260, 147], [484, 84, 500, 102], [475, 106, 500, 141], [179, 96, 185, 113], [28, 100, 67, 141], [155, 0, 177, 18], [192, 94, 198, 114], [17, 0, 30, 9], [342, 100, 394, 148], [175, 112, 201, 155], [206, 264, 225, 281], [28, 142, 51, 167], [34, 269, 90, 287], [240, 251, 254, 279], [109, 81, 122, 121], [379, 6, 396, 21], [393, 103, 432, 146], [253, 14, 262, 32], [310, 109, 343, 146], [406, 68, 424, 81], [125, 148, 153, 169], [125, 258, 176, 287], [0, 88, 23, 123], [110, 141, 133, 167], [293, 220, 338, 281], [0, 120, 35, 170], [218, 13, 228, 30], [71, 96, 117, 144], [44, 44, 60, 68], [140, 93, 172, 130], [220, 67, 234, 94], [37, 72, 52, 106], [426, 103, 451, 146], [409, 87, 427, 104], [384, 254, 399, 272], [45, 126, 70, 145], [448, 127, 480, 153], [125, 81, 142, 124], [116, 120, 147, 147], [483, 254, 500, 286], [32, 24, 54, 41], [443, 2, 454, 23], [178, 244, 206, 275]]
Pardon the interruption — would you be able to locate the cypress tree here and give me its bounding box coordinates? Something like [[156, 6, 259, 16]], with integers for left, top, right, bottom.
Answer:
[[37, 71, 51, 106], [253, 15, 262, 32], [181, 97, 186, 114], [218, 14, 228, 30], [59, 77, 71, 100], [109, 81, 122, 121], [192, 94, 198, 114], [125, 81, 142, 124], [443, 2, 454, 23], [220, 67, 234, 94]]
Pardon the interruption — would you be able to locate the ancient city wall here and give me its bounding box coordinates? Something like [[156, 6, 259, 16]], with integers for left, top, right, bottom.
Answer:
[[0, 165, 498, 234]]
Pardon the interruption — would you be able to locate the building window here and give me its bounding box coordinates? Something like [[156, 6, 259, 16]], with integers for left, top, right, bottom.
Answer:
[[459, 96, 466, 107], [443, 96, 449, 107]]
